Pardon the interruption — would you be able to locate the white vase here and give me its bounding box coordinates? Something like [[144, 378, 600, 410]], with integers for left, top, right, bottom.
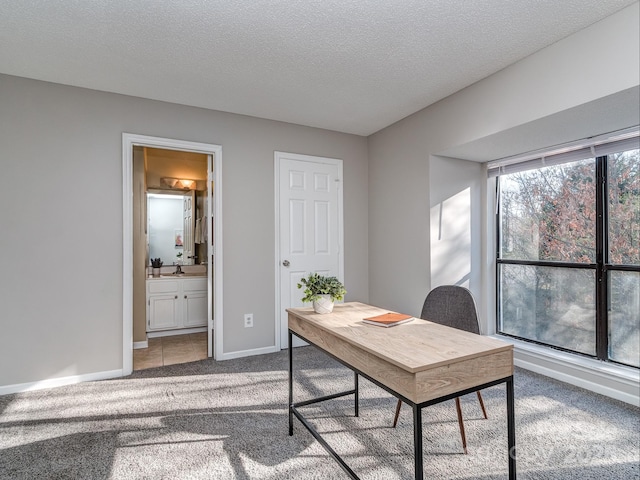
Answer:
[[152, 267, 161, 277], [313, 295, 334, 314]]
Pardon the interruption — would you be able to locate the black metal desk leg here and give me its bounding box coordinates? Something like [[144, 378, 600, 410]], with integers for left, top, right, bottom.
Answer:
[[354, 373, 359, 417], [507, 376, 516, 479], [413, 403, 423, 480], [288, 329, 294, 436]]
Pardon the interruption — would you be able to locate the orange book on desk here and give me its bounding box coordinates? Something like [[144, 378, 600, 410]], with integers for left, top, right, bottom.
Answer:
[[362, 312, 414, 327]]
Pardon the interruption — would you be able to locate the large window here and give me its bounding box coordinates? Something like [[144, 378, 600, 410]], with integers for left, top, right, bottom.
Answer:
[[496, 143, 639, 368]]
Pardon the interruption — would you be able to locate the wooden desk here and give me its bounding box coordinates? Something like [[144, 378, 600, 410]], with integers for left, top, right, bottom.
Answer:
[[287, 302, 516, 480]]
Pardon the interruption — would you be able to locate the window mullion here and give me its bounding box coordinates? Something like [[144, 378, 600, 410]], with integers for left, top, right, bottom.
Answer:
[[595, 156, 608, 361]]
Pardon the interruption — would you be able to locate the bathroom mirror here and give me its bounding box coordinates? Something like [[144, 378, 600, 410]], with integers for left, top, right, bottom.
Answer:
[[147, 191, 198, 266], [144, 146, 208, 268]]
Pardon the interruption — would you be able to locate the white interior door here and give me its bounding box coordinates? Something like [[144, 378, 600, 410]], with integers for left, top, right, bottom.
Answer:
[[183, 191, 195, 264], [207, 154, 214, 358], [276, 152, 343, 349]]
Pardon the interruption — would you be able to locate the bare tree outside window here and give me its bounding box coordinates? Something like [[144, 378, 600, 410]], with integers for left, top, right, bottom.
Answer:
[[607, 149, 639, 366], [498, 149, 639, 368]]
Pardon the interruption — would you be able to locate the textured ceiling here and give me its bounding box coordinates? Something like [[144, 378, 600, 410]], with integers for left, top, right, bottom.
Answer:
[[0, 1, 636, 135]]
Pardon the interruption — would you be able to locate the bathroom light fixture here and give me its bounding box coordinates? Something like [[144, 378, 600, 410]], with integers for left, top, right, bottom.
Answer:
[[161, 177, 196, 190]]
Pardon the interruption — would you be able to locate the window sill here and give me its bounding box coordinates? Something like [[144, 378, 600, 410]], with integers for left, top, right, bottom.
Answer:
[[491, 335, 639, 407]]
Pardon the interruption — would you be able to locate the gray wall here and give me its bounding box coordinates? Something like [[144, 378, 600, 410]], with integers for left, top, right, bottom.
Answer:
[[0, 75, 369, 386], [368, 3, 640, 324], [1, 2, 638, 389]]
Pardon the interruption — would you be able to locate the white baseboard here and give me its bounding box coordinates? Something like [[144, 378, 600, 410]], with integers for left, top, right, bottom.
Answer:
[[147, 327, 207, 338], [133, 340, 148, 349], [0, 342, 276, 395], [218, 345, 279, 361], [493, 335, 640, 407], [0, 369, 123, 396]]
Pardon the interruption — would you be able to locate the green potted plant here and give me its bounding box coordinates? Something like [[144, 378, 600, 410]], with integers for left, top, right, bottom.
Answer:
[[297, 272, 346, 314], [150, 258, 163, 277]]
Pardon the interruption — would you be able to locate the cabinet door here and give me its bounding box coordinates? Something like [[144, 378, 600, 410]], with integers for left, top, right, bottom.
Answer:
[[183, 291, 207, 327], [148, 294, 180, 331]]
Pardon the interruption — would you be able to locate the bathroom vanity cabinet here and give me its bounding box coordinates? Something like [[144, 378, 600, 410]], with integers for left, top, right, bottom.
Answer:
[[146, 277, 207, 332]]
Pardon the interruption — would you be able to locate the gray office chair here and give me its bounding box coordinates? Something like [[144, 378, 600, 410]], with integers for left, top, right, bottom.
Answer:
[[392, 285, 488, 454]]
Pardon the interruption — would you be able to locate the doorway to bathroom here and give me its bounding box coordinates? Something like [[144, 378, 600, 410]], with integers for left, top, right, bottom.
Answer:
[[122, 134, 223, 376]]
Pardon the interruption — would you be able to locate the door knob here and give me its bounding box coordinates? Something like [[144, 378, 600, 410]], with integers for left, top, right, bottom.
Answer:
[[282, 260, 290, 267]]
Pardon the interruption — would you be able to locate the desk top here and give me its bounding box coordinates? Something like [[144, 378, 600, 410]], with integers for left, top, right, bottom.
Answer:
[[287, 302, 512, 375]]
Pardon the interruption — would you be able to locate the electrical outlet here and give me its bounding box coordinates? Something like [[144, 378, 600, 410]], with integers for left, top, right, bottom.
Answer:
[[244, 313, 254, 328]]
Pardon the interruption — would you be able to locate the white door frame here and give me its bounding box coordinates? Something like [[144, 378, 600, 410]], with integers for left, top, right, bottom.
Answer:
[[122, 133, 223, 375], [274, 151, 344, 350]]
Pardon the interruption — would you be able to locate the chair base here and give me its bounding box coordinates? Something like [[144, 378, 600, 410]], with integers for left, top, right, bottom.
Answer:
[[392, 391, 488, 454]]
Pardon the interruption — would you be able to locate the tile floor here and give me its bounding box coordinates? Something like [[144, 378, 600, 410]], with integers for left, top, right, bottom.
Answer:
[[133, 332, 208, 370]]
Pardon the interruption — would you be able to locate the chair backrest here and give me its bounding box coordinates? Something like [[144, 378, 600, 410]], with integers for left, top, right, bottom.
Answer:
[[420, 285, 480, 334]]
